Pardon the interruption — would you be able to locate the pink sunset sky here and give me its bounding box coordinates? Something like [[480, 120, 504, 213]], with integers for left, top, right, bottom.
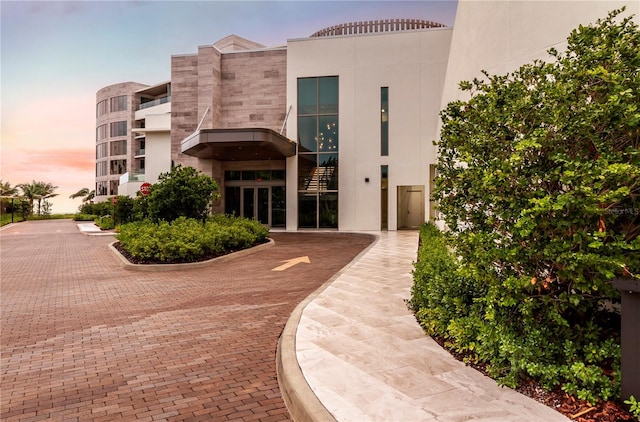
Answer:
[[1, 0, 457, 213]]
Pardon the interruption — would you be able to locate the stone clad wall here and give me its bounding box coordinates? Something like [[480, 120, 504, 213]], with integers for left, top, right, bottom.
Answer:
[[197, 45, 222, 129], [170, 47, 287, 174], [220, 49, 287, 133], [170, 54, 205, 172]]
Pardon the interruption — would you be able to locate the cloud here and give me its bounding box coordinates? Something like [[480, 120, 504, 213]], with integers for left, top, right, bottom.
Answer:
[[2, 147, 95, 214], [1, 147, 94, 188], [16, 148, 95, 173]]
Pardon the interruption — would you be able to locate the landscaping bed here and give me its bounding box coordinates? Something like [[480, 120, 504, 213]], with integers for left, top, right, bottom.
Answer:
[[115, 216, 269, 265], [112, 236, 269, 265], [430, 335, 636, 421]]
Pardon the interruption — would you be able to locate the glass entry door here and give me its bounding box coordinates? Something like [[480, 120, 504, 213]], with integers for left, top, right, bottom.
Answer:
[[225, 185, 285, 227], [243, 187, 269, 225], [224, 170, 286, 228]]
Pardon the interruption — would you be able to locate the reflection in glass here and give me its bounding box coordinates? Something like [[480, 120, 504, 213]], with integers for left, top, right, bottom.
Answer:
[[225, 171, 241, 181], [318, 116, 338, 152], [225, 186, 241, 216], [381, 165, 388, 230], [319, 192, 338, 228], [243, 188, 254, 220], [298, 78, 318, 114], [381, 87, 389, 156], [298, 193, 317, 228], [297, 75, 339, 229], [319, 77, 339, 114], [258, 188, 269, 224], [318, 154, 338, 190], [272, 186, 286, 227], [256, 170, 271, 181], [272, 170, 286, 180], [298, 154, 318, 191], [298, 116, 318, 152]]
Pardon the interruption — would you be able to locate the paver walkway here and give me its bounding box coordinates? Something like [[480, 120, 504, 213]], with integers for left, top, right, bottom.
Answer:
[[0, 220, 374, 422], [285, 231, 569, 421]]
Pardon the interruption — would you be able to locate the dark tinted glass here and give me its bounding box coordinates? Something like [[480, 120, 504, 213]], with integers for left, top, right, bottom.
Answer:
[[298, 78, 317, 114], [319, 77, 338, 114]]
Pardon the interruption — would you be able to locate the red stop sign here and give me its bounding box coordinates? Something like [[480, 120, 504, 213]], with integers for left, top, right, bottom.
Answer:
[[140, 182, 151, 196]]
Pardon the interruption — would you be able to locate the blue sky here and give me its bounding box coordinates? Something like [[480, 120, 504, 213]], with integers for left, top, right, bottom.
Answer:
[[1, 0, 457, 213]]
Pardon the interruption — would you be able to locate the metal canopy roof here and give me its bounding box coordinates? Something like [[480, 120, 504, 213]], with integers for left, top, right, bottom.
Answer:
[[181, 128, 296, 161]]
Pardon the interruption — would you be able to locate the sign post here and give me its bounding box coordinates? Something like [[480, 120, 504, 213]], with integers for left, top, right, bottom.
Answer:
[[112, 196, 117, 225]]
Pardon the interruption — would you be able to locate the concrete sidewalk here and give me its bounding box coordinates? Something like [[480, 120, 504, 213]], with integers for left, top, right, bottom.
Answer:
[[278, 230, 569, 422]]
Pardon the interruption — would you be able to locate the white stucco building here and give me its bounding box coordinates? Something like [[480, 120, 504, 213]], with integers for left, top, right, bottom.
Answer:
[[95, 1, 638, 231]]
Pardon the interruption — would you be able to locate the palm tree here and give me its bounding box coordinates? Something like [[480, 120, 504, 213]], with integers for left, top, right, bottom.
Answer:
[[18, 181, 58, 216], [0, 180, 18, 196], [69, 187, 95, 203]]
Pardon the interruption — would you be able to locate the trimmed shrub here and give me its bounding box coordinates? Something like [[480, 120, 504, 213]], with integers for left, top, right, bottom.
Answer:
[[411, 223, 621, 403], [146, 165, 219, 222], [80, 201, 112, 217], [73, 214, 97, 221], [416, 9, 639, 404], [115, 215, 268, 264], [95, 215, 115, 230]]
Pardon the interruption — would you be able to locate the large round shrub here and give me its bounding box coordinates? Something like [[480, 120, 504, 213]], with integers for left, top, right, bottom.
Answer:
[[146, 165, 219, 222], [420, 9, 639, 403]]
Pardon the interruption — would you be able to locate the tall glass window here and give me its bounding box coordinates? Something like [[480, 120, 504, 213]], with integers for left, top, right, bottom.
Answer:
[[381, 165, 388, 230], [110, 95, 127, 112], [96, 161, 108, 177], [96, 143, 108, 159], [110, 159, 126, 175], [297, 76, 339, 228], [96, 99, 108, 117], [96, 181, 108, 196], [96, 124, 107, 141], [381, 87, 389, 156], [110, 140, 127, 156], [110, 121, 127, 137]]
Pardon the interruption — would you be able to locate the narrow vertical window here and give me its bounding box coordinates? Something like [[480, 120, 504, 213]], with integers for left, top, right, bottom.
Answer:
[[381, 165, 388, 230], [381, 87, 389, 156]]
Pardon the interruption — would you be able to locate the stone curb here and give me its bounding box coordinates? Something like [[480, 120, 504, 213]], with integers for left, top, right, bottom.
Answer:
[[77, 222, 116, 236], [276, 233, 379, 422], [108, 238, 275, 272]]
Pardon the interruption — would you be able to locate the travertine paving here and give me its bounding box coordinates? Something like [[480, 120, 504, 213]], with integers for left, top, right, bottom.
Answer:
[[0, 220, 373, 422], [293, 231, 569, 422]]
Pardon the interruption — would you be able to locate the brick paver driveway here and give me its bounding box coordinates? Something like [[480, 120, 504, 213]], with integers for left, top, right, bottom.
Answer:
[[1, 220, 374, 421]]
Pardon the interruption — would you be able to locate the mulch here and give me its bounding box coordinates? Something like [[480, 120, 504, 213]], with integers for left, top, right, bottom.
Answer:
[[431, 336, 637, 421]]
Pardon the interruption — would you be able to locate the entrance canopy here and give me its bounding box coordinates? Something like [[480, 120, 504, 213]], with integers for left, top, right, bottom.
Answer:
[[181, 128, 296, 161]]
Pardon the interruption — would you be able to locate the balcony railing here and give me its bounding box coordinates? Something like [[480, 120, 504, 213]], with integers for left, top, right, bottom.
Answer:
[[119, 171, 146, 184], [135, 149, 146, 157], [138, 96, 170, 110]]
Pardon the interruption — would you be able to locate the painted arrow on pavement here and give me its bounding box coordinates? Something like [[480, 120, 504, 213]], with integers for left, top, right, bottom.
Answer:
[[271, 256, 311, 271]]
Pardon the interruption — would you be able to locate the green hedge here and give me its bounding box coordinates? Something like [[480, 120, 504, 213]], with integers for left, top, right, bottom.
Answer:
[[410, 223, 620, 404], [116, 216, 268, 264], [73, 214, 98, 221], [95, 216, 115, 230]]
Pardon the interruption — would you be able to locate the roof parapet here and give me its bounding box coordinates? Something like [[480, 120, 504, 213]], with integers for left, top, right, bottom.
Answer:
[[310, 18, 446, 38]]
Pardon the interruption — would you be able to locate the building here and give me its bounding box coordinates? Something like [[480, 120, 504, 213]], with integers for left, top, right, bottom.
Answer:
[[95, 1, 638, 231], [95, 82, 147, 198]]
